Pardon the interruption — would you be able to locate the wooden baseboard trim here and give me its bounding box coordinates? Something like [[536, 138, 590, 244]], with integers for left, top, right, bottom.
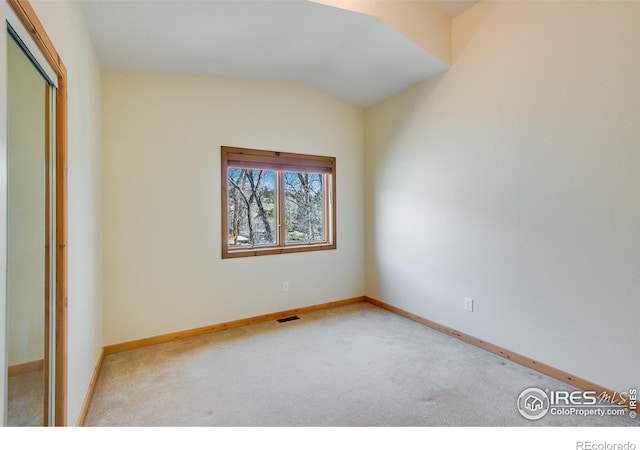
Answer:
[[76, 348, 105, 426], [104, 296, 365, 355], [364, 296, 636, 411], [8, 359, 44, 377]]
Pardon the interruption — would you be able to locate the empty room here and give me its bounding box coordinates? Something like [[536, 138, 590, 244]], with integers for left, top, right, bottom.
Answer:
[[1, 0, 638, 443]]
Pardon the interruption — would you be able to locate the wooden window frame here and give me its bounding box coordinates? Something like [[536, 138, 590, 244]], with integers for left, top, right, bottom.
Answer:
[[221, 146, 337, 259]]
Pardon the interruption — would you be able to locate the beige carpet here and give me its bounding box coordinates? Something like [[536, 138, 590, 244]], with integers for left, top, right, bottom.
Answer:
[[7, 368, 44, 426], [84, 302, 638, 426]]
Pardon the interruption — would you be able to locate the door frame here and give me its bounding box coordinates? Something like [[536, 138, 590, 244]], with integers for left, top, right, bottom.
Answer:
[[4, 0, 68, 426]]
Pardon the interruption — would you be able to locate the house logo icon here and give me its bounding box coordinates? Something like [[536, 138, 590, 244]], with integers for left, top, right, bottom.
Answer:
[[525, 395, 543, 411], [517, 388, 550, 420]]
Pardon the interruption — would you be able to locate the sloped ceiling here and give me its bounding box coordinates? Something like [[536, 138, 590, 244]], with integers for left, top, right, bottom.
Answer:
[[80, 0, 454, 107]]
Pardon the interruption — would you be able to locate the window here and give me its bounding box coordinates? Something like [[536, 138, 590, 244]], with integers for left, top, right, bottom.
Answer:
[[221, 146, 336, 258]]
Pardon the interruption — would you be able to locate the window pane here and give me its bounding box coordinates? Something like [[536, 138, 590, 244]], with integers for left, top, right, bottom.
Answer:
[[284, 171, 324, 244], [227, 168, 276, 247]]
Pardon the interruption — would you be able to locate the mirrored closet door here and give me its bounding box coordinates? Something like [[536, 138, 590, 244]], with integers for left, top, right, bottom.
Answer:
[[6, 22, 57, 427]]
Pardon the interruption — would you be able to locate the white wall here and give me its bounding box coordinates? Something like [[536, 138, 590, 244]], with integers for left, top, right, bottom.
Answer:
[[28, 0, 103, 425], [365, 1, 640, 392], [102, 71, 365, 345]]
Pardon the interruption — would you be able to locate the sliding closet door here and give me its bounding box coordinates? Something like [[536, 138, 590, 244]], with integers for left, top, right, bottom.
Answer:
[[6, 29, 55, 427], [2, 1, 68, 426]]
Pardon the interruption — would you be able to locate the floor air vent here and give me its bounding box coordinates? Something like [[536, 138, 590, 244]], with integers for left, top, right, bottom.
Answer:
[[277, 316, 300, 323]]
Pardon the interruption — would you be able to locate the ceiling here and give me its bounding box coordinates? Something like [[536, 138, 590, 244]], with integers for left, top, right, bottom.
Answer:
[[80, 1, 476, 107]]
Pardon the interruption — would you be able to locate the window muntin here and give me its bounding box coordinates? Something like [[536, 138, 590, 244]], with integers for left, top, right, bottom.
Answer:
[[222, 147, 336, 258]]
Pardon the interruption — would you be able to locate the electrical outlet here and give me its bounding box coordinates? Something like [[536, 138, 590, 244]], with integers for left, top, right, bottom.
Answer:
[[282, 281, 289, 292], [464, 297, 474, 312]]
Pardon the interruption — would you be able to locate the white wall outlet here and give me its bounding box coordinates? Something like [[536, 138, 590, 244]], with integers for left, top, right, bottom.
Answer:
[[282, 281, 289, 292], [464, 297, 474, 312]]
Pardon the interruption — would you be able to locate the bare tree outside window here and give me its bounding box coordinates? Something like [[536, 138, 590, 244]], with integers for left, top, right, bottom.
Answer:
[[284, 172, 324, 244], [227, 168, 276, 247], [221, 147, 336, 259]]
